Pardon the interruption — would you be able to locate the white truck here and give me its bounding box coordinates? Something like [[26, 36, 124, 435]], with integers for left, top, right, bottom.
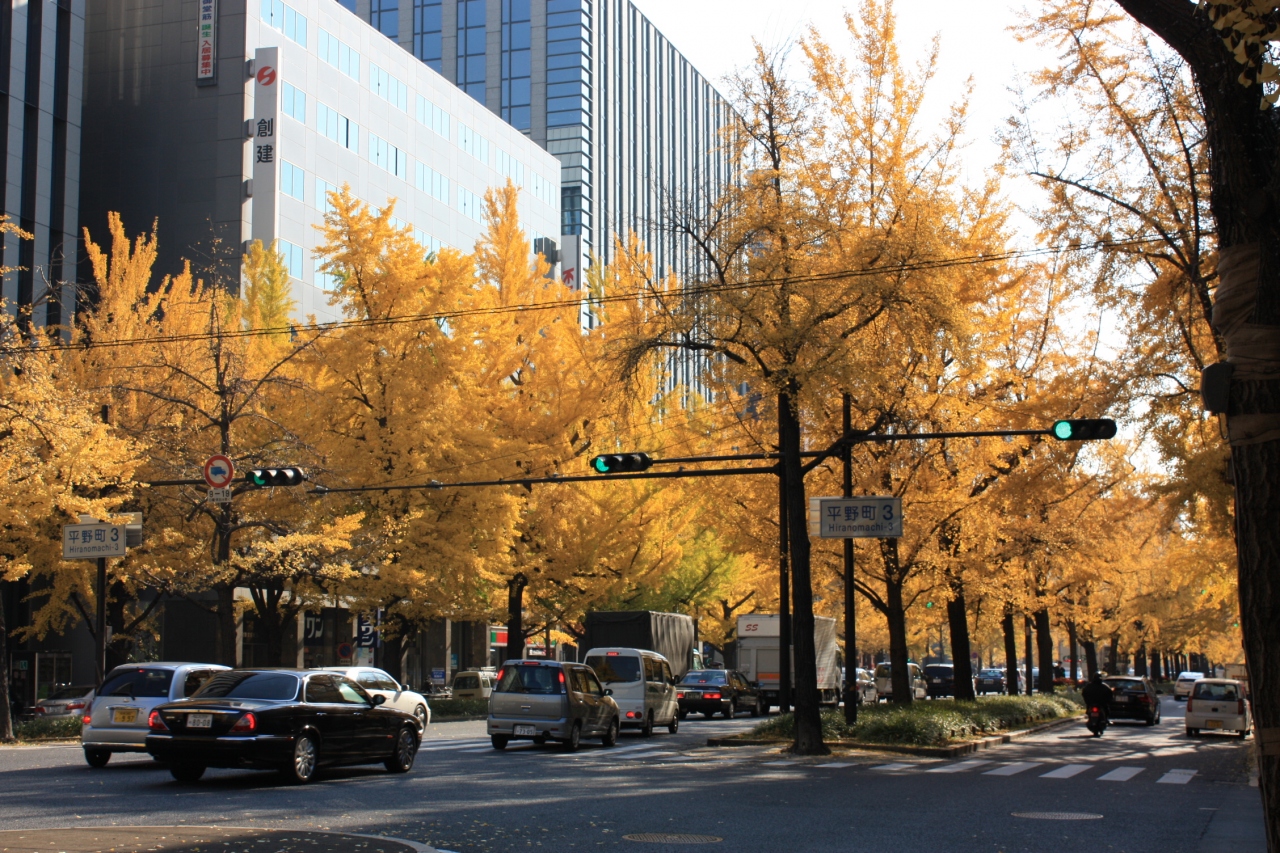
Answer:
[[736, 614, 841, 711]]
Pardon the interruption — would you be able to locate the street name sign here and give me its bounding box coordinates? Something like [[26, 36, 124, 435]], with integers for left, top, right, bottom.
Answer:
[[808, 497, 902, 539], [62, 523, 127, 559], [208, 488, 233, 504]]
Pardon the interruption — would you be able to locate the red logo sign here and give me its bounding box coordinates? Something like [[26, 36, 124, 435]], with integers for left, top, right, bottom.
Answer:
[[562, 266, 576, 286], [203, 455, 235, 488], [256, 65, 276, 87]]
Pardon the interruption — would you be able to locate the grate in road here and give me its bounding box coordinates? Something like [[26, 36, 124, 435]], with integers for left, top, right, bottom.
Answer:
[[1012, 812, 1104, 821], [624, 833, 724, 844]]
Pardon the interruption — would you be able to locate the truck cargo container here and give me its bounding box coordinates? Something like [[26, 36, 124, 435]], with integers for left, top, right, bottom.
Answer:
[[581, 611, 699, 680], [736, 614, 841, 710]]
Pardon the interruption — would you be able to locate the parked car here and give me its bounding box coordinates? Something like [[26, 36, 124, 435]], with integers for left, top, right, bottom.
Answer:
[[1173, 671, 1206, 700], [584, 647, 680, 735], [976, 669, 1006, 695], [851, 668, 878, 706], [487, 659, 620, 751], [82, 662, 229, 767], [145, 669, 420, 783], [34, 685, 94, 719], [676, 669, 761, 718], [924, 664, 966, 698], [873, 662, 927, 701], [1186, 678, 1250, 738], [1102, 675, 1162, 725], [449, 670, 496, 700], [320, 666, 430, 730]]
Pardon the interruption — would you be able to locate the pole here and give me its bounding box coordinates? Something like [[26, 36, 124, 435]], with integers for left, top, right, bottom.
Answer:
[[778, 395, 791, 716], [95, 557, 107, 683], [842, 393, 857, 725]]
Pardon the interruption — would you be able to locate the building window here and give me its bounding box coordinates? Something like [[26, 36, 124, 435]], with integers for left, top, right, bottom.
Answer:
[[261, 0, 308, 46], [369, 134, 407, 180], [281, 81, 306, 123], [496, 148, 525, 187], [281, 161, 305, 200], [369, 63, 409, 111], [317, 102, 359, 152], [546, 0, 590, 128], [413, 0, 443, 71], [279, 240, 305, 280], [319, 28, 360, 82], [370, 0, 399, 39], [415, 162, 450, 203], [457, 0, 487, 103], [334, 0, 356, 11], [316, 177, 341, 214], [458, 186, 484, 221], [501, 0, 531, 130], [315, 256, 341, 290], [414, 228, 443, 255], [416, 95, 450, 138], [457, 123, 489, 164]]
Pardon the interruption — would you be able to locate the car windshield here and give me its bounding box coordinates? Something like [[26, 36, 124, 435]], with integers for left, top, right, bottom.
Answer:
[[495, 664, 562, 695], [680, 671, 727, 685], [453, 675, 479, 689], [194, 672, 300, 701], [585, 655, 641, 684], [1192, 682, 1240, 700], [46, 685, 92, 701], [100, 668, 174, 698], [1104, 679, 1144, 692]]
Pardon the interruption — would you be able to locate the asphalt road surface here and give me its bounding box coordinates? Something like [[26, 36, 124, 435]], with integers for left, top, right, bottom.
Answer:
[[0, 697, 1263, 853]]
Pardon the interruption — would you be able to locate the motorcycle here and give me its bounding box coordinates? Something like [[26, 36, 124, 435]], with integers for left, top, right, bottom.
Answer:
[[1087, 705, 1108, 737]]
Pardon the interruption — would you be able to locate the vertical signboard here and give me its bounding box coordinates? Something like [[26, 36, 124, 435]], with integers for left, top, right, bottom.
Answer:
[[197, 0, 217, 83], [251, 47, 279, 248]]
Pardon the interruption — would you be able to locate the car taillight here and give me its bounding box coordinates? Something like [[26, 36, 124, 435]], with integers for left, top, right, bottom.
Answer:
[[1138, 694, 1151, 703], [148, 710, 168, 731], [558, 671, 566, 685], [676, 692, 684, 699], [1238, 699, 1246, 715], [82, 714, 92, 726], [66, 702, 85, 712], [705, 693, 722, 700], [1186, 698, 1193, 712], [230, 712, 257, 734]]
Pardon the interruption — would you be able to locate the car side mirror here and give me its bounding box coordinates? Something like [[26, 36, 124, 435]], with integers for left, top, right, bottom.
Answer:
[[370, 694, 386, 706], [604, 688, 613, 696]]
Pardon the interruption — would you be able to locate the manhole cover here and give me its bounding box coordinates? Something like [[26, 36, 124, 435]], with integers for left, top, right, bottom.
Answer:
[[623, 833, 723, 844], [1012, 812, 1103, 821]]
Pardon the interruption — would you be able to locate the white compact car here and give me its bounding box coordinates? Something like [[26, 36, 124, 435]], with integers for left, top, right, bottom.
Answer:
[[1185, 678, 1250, 738], [321, 666, 430, 729], [1173, 671, 1205, 700]]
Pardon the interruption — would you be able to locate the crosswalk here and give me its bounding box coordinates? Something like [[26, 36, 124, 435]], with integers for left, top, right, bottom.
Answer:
[[872, 759, 1196, 785]]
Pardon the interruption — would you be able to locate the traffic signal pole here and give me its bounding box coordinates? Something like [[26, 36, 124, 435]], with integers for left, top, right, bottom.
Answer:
[[95, 557, 107, 683], [842, 394, 857, 725]]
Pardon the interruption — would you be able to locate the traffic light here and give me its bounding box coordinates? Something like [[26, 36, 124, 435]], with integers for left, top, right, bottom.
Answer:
[[1050, 419, 1117, 441], [245, 467, 307, 487], [589, 453, 654, 474]]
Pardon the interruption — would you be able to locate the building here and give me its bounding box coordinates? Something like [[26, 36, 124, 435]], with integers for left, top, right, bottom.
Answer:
[[0, 0, 84, 329], [79, 0, 561, 323], [343, 1, 737, 340]]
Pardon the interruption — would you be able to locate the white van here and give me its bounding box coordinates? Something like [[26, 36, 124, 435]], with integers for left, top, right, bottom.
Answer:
[[584, 647, 680, 736], [451, 670, 496, 700]]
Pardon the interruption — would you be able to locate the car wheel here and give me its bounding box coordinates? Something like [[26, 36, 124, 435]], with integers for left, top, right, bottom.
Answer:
[[1239, 728, 1249, 739], [723, 700, 736, 719], [641, 712, 654, 738], [384, 726, 418, 773], [533, 735, 546, 746], [1146, 714, 1157, 726], [668, 713, 679, 734], [750, 698, 761, 718], [284, 734, 318, 784], [491, 734, 509, 750], [601, 718, 619, 747], [169, 763, 206, 783], [1186, 728, 1199, 737], [83, 749, 111, 768], [413, 704, 428, 729], [563, 722, 581, 752]]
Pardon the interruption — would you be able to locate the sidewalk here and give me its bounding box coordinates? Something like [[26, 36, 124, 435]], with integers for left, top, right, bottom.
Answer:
[[0, 826, 440, 853]]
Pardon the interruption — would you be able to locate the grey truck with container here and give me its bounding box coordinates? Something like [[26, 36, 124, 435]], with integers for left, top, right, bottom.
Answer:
[[735, 614, 841, 711]]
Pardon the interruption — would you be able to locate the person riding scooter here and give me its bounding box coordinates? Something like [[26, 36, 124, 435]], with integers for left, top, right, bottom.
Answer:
[[1081, 672, 1113, 736]]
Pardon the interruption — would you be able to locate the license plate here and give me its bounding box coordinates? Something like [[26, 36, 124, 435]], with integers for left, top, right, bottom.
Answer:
[[1206, 719, 1223, 729], [188, 714, 212, 729], [932, 679, 942, 684], [514, 725, 536, 737], [112, 708, 137, 724], [1113, 695, 1127, 703]]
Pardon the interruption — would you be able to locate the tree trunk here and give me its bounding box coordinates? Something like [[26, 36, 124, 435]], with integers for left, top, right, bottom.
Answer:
[[946, 584, 975, 701], [1151, 649, 1163, 682], [0, 583, 12, 742], [1023, 615, 1034, 696], [504, 573, 527, 664], [1001, 604, 1019, 697], [1083, 639, 1098, 681], [1107, 635, 1119, 675], [883, 542, 912, 706], [1136, 644, 1148, 677], [1034, 608, 1055, 693], [779, 389, 828, 755], [215, 583, 237, 666], [1067, 621, 1079, 685], [382, 628, 404, 683]]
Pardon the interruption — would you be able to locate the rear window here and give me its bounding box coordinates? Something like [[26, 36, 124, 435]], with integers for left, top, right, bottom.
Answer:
[[194, 672, 300, 701], [453, 675, 480, 690], [925, 666, 953, 677], [681, 671, 727, 685], [1193, 682, 1241, 700], [100, 668, 174, 698], [874, 664, 891, 678], [1104, 679, 1144, 692], [495, 664, 563, 695], [586, 655, 642, 684], [46, 685, 92, 701]]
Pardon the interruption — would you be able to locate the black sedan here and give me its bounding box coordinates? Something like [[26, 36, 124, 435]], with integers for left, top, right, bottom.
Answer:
[[1102, 675, 1162, 725], [676, 669, 761, 718], [145, 669, 420, 784]]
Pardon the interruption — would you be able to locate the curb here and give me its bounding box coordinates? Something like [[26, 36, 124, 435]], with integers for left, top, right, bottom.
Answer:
[[0, 826, 442, 853], [707, 712, 1084, 757], [430, 714, 487, 723]]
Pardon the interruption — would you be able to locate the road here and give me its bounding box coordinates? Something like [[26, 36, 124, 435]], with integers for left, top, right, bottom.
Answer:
[[0, 696, 1263, 852]]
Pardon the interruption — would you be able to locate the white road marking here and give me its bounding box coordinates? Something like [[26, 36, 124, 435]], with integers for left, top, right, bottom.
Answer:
[[1157, 769, 1197, 784], [983, 762, 1043, 776], [926, 760, 991, 774], [1097, 766, 1145, 782], [817, 762, 854, 768], [762, 760, 798, 766], [1040, 764, 1093, 779], [873, 763, 915, 771]]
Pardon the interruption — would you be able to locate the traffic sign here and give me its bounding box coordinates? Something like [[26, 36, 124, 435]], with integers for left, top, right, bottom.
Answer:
[[337, 642, 354, 660], [203, 455, 235, 488], [808, 497, 903, 538], [62, 523, 127, 559], [208, 488, 233, 504]]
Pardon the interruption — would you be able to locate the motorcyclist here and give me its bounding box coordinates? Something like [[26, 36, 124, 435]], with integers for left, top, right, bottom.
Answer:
[[1081, 672, 1113, 718]]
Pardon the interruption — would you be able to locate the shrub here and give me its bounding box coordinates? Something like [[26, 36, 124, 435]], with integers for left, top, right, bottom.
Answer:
[[749, 692, 1083, 746], [15, 716, 83, 741], [428, 698, 488, 719]]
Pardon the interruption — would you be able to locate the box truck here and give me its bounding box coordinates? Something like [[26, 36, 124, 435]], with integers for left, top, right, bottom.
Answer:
[[581, 611, 700, 680], [736, 614, 841, 710]]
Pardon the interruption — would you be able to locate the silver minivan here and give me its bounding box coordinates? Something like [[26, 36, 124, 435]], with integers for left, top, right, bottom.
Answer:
[[488, 660, 620, 751], [81, 662, 229, 767], [583, 648, 680, 736]]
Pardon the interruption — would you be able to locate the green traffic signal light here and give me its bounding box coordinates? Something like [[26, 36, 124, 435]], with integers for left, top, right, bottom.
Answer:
[[245, 467, 307, 487], [1050, 419, 1117, 441], [589, 453, 654, 474]]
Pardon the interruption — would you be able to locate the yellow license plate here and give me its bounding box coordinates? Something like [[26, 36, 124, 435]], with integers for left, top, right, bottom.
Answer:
[[1205, 719, 1223, 729], [112, 708, 138, 724]]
